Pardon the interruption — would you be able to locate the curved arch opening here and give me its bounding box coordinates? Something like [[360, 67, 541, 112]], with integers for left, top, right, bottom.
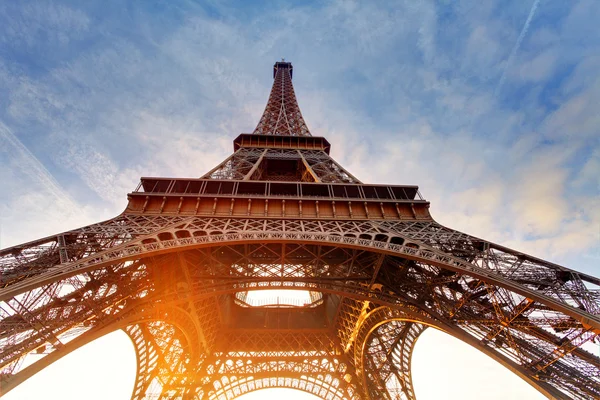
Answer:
[[236, 389, 322, 399], [4, 327, 552, 400], [412, 328, 546, 400], [3, 330, 136, 400]]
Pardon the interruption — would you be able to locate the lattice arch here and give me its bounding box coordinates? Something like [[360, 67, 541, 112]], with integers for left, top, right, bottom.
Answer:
[[2, 219, 598, 399], [125, 312, 203, 400], [204, 369, 355, 400], [351, 308, 427, 400], [5, 218, 595, 328], [353, 309, 548, 400], [0, 301, 203, 399]]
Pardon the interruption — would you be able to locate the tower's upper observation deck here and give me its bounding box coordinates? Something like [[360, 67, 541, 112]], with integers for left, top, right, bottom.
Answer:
[[273, 60, 293, 78]]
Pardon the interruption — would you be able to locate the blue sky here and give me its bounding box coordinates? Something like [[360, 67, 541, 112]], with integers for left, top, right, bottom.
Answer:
[[0, 1, 598, 399]]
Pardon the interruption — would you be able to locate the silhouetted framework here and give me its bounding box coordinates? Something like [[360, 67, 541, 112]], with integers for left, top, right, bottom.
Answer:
[[1, 61, 599, 400]]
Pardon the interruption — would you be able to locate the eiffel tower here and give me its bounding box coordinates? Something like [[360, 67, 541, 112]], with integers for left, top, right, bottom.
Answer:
[[1, 60, 599, 400]]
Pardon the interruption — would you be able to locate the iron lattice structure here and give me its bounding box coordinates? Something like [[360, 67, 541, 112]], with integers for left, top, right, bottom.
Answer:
[[1, 61, 599, 400]]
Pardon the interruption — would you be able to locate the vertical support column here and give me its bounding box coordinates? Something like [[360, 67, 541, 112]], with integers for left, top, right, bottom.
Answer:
[[57, 235, 68, 264], [362, 321, 426, 400]]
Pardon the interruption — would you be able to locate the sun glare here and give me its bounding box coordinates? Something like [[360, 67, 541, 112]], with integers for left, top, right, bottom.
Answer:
[[241, 289, 317, 307]]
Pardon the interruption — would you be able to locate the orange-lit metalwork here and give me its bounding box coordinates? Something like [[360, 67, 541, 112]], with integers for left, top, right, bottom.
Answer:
[[1, 61, 599, 400]]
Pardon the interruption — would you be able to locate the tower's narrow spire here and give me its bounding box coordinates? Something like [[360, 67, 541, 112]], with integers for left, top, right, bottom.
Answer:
[[253, 61, 311, 136]]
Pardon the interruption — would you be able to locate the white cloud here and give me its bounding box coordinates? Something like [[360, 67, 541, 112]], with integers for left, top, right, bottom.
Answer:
[[0, 2, 89, 48], [493, 0, 541, 95], [517, 49, 558, 82], [0, 121, 76, 210]]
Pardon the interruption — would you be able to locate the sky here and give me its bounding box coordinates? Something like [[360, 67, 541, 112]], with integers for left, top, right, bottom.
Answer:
[[0, 0, 599, 399]]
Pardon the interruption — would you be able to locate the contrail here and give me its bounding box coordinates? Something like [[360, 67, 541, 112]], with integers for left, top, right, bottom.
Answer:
[[494, 0, 541, 96], [0, 121, 77, 211]]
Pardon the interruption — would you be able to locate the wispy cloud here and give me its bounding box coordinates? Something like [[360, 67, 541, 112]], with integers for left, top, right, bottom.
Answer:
[[494, 0, 541, 96], [0, 121, 76, 210]]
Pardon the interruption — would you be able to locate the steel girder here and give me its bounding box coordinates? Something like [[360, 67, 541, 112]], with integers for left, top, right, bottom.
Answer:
[[348, 306, 427, 400], [1, 216, 599, 399], [196, 353, 361, 400], [362, 321, 425, 400], [201, 148, 360, 183]]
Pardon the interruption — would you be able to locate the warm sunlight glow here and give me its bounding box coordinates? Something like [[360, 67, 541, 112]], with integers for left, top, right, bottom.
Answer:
[[240, 289, 319, 307]]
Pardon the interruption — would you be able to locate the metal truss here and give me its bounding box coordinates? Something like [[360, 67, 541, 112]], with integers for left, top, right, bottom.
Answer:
[[363, 321, 425, 400], [253, 61, 311, 137], [202, 148, 360, 183], [1, 216, 598, 399], [197, 352, 361, 400], [345, 305, 427, 400], [202, 148, 267, 180], [300, 150, 361, 183], [1, 60, 599, 400], [125, 317, 198, 400]]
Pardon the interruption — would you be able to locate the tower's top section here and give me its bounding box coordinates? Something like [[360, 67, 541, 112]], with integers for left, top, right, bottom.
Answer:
[[273, 60, 292, 79], [253, 61, 311, 137]]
